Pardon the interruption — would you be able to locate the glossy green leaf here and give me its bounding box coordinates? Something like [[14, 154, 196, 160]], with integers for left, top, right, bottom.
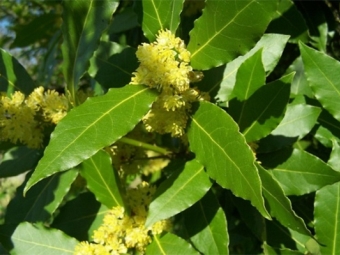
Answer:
[[187, 0, 277, 70], [263, 243, 304, 255], [316, 109, 340, 147], [146, 233, 199, 255], [89, 46, 138, 89], [0, 48, 35, 95], [229, 73, 292, 142], [287, 57, 313, 98], [183, 190, 229, 255], [52, 192, 108, 241], [315, 182, 340, 255], [61, 0, 118, 96], [11, 222, 78, 255], [24, 85, 157, 194], [187, 101, 270, 219], [266, 0, 308, 43], [300, 43, 340, 121], [328, 139, 340, 172], [0, 147, 42, 178], [80, 150, 124, 208], [5, 169, 78, 224], [216, 33, 289, 102], [258, 103, 321, 152], [232, 49, 265, 100], [142, 0, 184, 41], [146, 159, 211, 226], [257, 163, 310, 236], [262, 148, 340, 196]]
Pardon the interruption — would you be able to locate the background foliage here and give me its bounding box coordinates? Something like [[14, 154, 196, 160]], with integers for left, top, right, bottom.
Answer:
[[1, 0, 340, 254]]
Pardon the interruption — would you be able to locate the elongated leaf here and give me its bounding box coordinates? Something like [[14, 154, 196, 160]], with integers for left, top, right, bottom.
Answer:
[[328, 139, 340, 172], [52, 192, 108, 241], [183, 190, 229, 255], [266, 0, 309, 43], [229, 73, 292, 142], [288, 57, 313, 98], [263, 243, 304, 255], [61, 0, 118, 96], [187, 0, 277, 70], [5, 169, 78, 224], [315, 182, 340, 255], [11, 222, 78, 255], [258, 103, 321, 152], [316, 109, 340, 147], [300, 43, 340, 121], [142, 0, 184, 41], [232, 49, 265, 100], [257, 163, 310, 236], [24, 85, 157, 194], [146, 233, 199, 255], [262, 148, 340, 196], [146, 159, 211, 226], [80, 150, 124, 208], [0, 48, 35, 95], [216, 34, 289, 102], [187, 101, 270, 219], [0, 147, 42, 178]]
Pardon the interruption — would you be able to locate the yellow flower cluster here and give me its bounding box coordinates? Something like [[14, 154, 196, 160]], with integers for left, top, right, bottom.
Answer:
[[0, 87, 69, 148], [74, 182, 172, 255], [131, 30, 208, 137]]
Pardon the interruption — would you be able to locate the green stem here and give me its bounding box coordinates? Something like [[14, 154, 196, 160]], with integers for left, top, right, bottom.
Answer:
[[119, 137, 170, 155]]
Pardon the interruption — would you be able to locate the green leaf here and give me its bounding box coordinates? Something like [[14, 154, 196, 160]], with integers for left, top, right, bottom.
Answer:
[[146, 233, 199, 255], [261, 148, 340, 196], [328, 139, 340, 172], [0, 48, 35, 95], [216, 33, 290, 102], [80, 150, 124, 208], [0, 147, 42, 178], [146, 159, 211, 226], [316, 109, 340, 147], [24, 85, 156, 194], [142, 0, 184, 41], [61, 0, 118, 98], [232, 49, 265, 100], [187, 0, 277, 70], [89, 45, 138, 89], [109, 7, 139, 34], [229, 73, 292, 142], [287, 57, 313, 98], [258, 103, 321, 152], [187, 101, 270, 219], [257, 163, 310, 236], [315, 182, 340, 255], [300, 43, 340, 121], [51, 192, 108, 241], [5, 169, 78, 224], [266, 0, 309, 43], [183, 190, 229, 255], [11, 222, 78, 255], [263, 243, 304, 255]]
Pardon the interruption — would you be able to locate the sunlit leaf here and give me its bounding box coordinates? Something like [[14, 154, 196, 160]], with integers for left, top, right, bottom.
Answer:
[[0, 48, 35, 95], [5, 169, 78, 224], [315, 182, 340, 255], [80, 150, 124, 208], [11, 222, 78, 255], [61, 0, 118, 96], [300, 43, 340, 121], [261, 148, 340, 196], [216, 33, 289, 102], [183, 190, 229, 255], [146, 233, 199, 255], [263, 243, 304, 255], [0, 147, 42, 178], [146, 159, 211, 226], [24, 85, 157, 194], [328, 139, 340, 172], [187, 101, 270, 219], [142, 0, 184, 41], [257, 163, 310, 236], [188, 0, 277, 70], [229, 73, 292, 142]]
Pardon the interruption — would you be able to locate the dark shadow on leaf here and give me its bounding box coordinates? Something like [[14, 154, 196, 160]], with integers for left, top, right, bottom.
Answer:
[[257, 134, 298, 154]]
